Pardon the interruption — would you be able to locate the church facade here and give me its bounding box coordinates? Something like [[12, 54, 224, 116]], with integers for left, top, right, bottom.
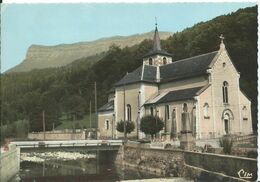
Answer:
[[98, 26, 253, 140]]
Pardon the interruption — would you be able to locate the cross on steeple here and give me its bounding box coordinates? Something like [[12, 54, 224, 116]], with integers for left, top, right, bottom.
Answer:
[[219, 34, 225, 50], [155, 17, 157, 28], [219, 34, 225, 43]]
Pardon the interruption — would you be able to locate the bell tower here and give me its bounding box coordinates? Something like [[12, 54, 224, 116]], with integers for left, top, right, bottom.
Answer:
[[143, 22, 172, 66]]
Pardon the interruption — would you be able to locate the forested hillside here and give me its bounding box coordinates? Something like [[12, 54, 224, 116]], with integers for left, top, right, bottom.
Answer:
[[1, 6, 257, 141]]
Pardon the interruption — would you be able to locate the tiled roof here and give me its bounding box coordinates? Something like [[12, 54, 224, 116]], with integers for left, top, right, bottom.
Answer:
[[98, 100, 114, 112], [143, 26, 172, 58], [142, 50, 172, 58], [145, 87, 203, 105], [114, 65, 156, 86], [107, 87, 115, 94], [153, 26, 161, 51], [142, 65, 157, 82], [114, 66, 142, 86], [144, 92, 169, 105], [160, 51, 218, 82], [114, 51, 218, 87]]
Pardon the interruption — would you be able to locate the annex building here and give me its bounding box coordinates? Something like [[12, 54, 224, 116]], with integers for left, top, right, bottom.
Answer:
[[98, 26, 253, 140]]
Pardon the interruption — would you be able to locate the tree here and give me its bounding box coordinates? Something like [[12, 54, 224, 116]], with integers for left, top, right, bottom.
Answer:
[[40, 94, 61, 131], [116, 120, 135, 137], [62, 95, 86, 120], [140, 115, 164, 139], [219, 136, 233, 154], [29, 105, 43, 132]]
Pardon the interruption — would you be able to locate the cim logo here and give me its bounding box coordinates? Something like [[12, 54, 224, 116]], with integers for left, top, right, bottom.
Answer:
[[237, 169, 253, 179]]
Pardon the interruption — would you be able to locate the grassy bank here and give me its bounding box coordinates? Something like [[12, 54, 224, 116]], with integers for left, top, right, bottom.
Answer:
[[55, 114, 97, 130]]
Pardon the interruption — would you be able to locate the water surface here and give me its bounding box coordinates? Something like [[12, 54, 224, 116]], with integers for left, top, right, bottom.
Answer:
[[13, 151, 165, 182]]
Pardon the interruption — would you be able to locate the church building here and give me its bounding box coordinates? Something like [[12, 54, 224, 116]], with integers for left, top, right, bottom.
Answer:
[[98, 25, 253, 140]]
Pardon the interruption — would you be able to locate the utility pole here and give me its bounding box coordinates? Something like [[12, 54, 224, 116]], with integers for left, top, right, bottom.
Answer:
[[89, 100, 92, 129], [42, 110, 46, 140], [94, 82, 98, 139], [123, 75, 127, 141], [72, 114, 76, 140]]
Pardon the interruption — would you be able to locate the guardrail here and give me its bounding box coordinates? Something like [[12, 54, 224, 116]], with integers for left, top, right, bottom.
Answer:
[[10, 140, 123, 148]]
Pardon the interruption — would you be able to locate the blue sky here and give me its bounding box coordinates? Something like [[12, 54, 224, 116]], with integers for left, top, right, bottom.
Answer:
[[1, 3, 256, 72]]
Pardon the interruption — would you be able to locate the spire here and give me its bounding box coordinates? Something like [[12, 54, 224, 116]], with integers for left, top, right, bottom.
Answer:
[[153, 18, 161, 51]]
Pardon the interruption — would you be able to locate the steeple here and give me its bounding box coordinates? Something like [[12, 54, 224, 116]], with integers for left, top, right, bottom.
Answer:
[[142, 21, 172, 66], [153, 21, 161, 51]]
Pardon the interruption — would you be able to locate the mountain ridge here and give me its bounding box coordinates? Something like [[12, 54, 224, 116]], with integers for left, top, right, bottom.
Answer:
[[7, 31, 172, 73]]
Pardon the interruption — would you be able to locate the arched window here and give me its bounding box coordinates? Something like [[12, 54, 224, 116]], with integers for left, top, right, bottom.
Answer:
[[192, 107, 196, 137], [150, 107, 154, 116], [222, 81, 229, 103], [172, 108, 176, 119], [149, 58, 153, 65], [242, 106, 248, 120], [127, 104, 131, 121], [163, 57, 167, 65], [171, 108, 177, 139], [165, 105, 169, 120], [183, 103, 188, 112], [203, 103, 209, 118], [105, 120, 109, 130]]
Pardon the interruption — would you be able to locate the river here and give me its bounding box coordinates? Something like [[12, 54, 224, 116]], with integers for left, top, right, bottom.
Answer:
[[11, 151, 165, 182]]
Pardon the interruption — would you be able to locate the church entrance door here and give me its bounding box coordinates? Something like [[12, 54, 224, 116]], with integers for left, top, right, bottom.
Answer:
[[224, 119, 229, 134], [224, 113, 230, 134]]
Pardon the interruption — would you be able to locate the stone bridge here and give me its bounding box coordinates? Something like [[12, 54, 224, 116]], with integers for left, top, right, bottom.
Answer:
[[11, 140, 123, 152]]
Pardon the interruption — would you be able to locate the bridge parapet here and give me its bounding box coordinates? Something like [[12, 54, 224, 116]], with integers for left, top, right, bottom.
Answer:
[[11, 140, 123, 149]]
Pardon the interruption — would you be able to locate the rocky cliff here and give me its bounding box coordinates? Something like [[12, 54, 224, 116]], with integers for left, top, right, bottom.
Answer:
[[7, 31, 172, 73]]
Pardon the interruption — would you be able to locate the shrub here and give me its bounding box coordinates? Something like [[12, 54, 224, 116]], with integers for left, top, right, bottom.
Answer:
[[116, 120, 135, 136], [219, 136, 233, 154], [140, 115, 164, 139]]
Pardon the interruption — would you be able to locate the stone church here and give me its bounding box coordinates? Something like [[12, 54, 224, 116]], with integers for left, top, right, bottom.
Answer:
[[98, 25, 253, 140]]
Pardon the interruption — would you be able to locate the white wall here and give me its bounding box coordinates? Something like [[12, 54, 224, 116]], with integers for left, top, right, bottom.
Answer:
[[210, 48, 249, 137], [0, 145, 20, 182]]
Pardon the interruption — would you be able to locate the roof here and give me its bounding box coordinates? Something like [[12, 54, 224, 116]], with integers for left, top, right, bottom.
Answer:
[[142, 26, 172, 58], [114, 51, 218, 87], [113, 25, 218, 87], [160, 51, 218, 82], [107, 87, 115, 94], [145, 87, 203, 105], [114, 65, 157, 87], [142, 50, 172, 58], [114, 66, 142, 86], [144, 92, 169, 105], [153, 26, 161, 51], [142, 65, 157, 82], [98, 100, 114, 112]]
